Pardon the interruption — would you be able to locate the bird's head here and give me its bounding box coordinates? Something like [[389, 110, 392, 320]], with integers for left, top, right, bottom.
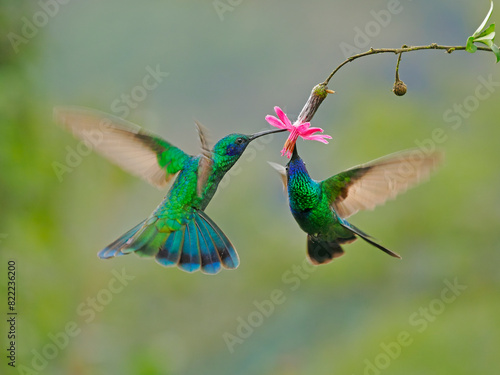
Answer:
[[212, 129, 286, 170], [286, 145, 309, 178]]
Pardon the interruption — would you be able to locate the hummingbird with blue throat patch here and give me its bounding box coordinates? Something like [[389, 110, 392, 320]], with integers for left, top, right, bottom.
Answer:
[[270, 146, 442, 264], [55, 107, 286, 274]]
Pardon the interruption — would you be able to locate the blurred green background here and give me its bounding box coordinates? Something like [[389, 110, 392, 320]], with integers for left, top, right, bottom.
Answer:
[[1, 0, 500, 374]]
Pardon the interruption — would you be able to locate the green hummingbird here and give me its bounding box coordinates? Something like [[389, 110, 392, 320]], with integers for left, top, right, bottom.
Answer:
[[55, 107, 285, 274], [270, 146, 442, 264]]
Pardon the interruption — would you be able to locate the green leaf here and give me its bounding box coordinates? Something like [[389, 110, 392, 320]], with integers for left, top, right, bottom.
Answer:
[[473, 0, 495, 37], [476, 38, 493, 47], [475, 23, 496, 38], [491, 43, 500, 62], [474, 31, 496, 44], [466, 36, 478, 53]]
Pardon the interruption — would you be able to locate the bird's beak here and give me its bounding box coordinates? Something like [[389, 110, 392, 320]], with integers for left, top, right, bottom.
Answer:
[[290, 145, 299, 160], [248, 128, 287, 141]]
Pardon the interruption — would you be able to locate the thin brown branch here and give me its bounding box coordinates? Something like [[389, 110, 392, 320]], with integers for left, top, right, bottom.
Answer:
[[322, 43, 492, 86], [394, 47, 405, 82], [293, 43, 494, 124]]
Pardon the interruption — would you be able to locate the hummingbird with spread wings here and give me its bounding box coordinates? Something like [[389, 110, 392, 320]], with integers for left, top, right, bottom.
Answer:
[[270, 146, 442, 264], [55, 107, 285, 274]]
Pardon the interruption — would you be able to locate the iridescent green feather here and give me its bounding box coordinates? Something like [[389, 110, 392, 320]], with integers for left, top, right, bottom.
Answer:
[[56, 107, 283, 274], [279, 147, 442, 264], [320, 168, 369, 203]]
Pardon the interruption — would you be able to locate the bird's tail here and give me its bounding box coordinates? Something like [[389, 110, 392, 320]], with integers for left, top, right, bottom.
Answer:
[[98, 220, 147, 259], [306, 235, 347, 265], [339, 219, 401, 259], [98, 209, 239, 274]]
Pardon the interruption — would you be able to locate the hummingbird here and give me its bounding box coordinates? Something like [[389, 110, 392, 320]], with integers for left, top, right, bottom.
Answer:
[[55, 107, 285, 274], [270, 146, 442, 264]]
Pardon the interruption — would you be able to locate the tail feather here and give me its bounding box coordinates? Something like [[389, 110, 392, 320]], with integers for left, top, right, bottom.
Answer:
[[339, 219, 402, 259], [99, 210, 238, 274], [98, 220, 147, 259], [194, 215, 222, 274], [155, 230, 184, 267], [307, 235, 345, 265], [178, 220, 202, 273], [130, 222, 169, 257], [197, 210, 239, 269]]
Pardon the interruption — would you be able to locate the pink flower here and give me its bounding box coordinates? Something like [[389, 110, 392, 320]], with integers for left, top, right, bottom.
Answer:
[[265, 106, 332, 158]]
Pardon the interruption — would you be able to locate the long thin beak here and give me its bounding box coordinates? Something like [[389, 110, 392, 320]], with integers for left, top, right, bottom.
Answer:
[[248, 128, 287, 141], [290, 144, 299, 160]]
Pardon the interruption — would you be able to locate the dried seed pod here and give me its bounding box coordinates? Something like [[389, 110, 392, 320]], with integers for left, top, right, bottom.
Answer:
[[392, 80, 407, 96]]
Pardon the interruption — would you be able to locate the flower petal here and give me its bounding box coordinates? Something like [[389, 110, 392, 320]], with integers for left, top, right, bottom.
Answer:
[[265, 106, 332, 158], [303, 134, 332, 143], [274, 106, 293, 128], [265, 115, 288, 129], [295, 122, 311, 132], [300, 126, 325, 136]]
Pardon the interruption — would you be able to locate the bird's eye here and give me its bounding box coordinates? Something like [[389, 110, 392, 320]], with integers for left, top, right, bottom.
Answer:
[[235, 137, 244, 145]]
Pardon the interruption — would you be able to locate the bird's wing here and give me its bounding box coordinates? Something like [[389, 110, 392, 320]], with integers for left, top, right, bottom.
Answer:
[[54, 106, 191, 188], [321, 149, 443, 218], [194, 121, 214, 197], [268, 162, 288, 192]]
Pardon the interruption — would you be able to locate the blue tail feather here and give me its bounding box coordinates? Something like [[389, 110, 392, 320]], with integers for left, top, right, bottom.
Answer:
[[121, 218, 159, 255], [99, 210, 238, 274], [194, 215, 222, 274], [155, 229, 184, 267], [197, 210, 239, 269], [98, 220, 146, 259], [178, 220, 202, 273]]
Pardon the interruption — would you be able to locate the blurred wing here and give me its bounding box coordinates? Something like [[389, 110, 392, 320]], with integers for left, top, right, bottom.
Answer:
[[321, 149, 443, 218], [268, 162, 287, 192], [194, 121, 214, 197], [54, 106, 191, 188]]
